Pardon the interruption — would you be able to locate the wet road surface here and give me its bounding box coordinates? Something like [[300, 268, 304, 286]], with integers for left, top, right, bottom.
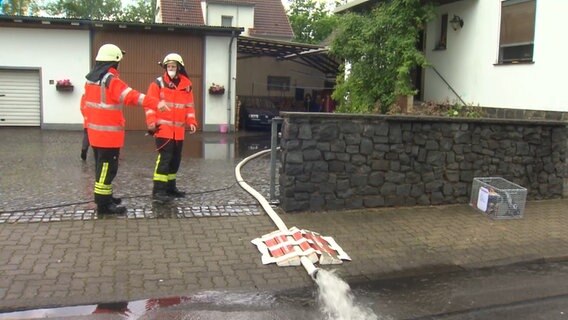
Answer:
[[0, 128, 277, 221], [1, 260, 568, 319]]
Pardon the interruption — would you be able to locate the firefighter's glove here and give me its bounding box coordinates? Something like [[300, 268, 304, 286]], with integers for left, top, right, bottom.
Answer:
[[147, 124, 160, 136]]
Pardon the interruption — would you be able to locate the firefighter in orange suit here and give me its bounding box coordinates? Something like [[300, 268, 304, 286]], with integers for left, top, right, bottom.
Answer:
[[84, 44, 168, 214], [145, 53, 198, 203]]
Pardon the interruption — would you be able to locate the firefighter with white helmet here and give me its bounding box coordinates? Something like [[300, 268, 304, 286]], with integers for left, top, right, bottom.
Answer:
[[145, 52, 198, 203], [82, 43, 168, 214]]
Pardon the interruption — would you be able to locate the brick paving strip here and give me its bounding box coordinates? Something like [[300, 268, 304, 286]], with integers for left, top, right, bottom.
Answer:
[[0, 204, 265, 224], [1, 199, 568, 312]]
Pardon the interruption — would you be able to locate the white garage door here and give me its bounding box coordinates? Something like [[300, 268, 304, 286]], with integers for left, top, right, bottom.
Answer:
[[0, 69, 41, 126]]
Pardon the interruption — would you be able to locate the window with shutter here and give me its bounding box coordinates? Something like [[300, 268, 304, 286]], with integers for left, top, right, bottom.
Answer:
[[498, 0, 536, 64]]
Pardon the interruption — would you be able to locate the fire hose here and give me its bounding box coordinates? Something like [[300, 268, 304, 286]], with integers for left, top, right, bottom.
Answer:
[[235, 149, 319, 280]]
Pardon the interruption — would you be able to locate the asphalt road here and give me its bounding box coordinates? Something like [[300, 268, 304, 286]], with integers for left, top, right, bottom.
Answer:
[[1, 260, 568, 319]]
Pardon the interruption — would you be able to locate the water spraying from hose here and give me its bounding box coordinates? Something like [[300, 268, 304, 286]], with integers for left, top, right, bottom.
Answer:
[[316, 269, 381, 320]]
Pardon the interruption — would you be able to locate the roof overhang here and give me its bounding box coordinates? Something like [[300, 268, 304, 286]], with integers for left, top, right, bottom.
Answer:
[[335, 0, 466, 14], [237, 36, 340, 76], [0, 15, 244, 36]]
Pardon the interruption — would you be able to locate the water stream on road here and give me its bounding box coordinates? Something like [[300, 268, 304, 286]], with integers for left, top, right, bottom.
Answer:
[[316, 269, 384, 320]]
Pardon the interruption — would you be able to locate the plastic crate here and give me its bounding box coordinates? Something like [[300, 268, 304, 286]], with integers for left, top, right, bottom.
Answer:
[[469, 177, 527, 219]]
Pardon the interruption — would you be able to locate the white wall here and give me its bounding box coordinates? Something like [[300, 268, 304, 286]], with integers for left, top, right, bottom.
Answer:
[[204, 2, 254, 36], [424, 0, 568, 112], [0, 27, 90, 127], [237, 56, 328, 98], [204, 35, 237, 132]]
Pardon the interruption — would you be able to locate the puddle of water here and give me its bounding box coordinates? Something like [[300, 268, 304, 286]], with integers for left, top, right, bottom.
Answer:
[[0, 284, 382, 320], [122, 131, 274, 160], [0, 291, 308, 320]]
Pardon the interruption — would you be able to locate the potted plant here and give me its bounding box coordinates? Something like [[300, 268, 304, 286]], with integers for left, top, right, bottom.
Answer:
[[56, 79, 74, 92], [208, 83, 225, 95]]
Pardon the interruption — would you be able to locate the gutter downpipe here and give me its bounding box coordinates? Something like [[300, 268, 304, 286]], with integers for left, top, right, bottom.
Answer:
[[235, 149, 319, 280], [228, 31, 236, 132]]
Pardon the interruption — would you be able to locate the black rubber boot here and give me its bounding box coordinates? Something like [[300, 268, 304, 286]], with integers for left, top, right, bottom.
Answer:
[[97, 203, 127, 215], [112, 196, 122, 205], [80, 149, 87, 161], [167, 180, 186, 198], [153, 181, 173, 203]]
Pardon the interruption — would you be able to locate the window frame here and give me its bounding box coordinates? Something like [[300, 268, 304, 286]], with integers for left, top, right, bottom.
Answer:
[[435, 13, 448, 51], [221, 15, 233, 27], [267, 76, 290, 92], [497, 0, 536, 64]]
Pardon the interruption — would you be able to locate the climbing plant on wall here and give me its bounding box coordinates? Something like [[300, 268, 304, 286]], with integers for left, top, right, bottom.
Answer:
[[331, 0, 434, 114]]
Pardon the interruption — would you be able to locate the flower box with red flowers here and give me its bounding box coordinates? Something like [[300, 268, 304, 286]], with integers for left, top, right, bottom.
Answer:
[[56, 79, 74, 92], [208, 83, 225, 95]]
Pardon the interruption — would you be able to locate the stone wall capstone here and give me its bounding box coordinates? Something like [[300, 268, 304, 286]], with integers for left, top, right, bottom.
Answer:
[[279, 113, 567, 212]]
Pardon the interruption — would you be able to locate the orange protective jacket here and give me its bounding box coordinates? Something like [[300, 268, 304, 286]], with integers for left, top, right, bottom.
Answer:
[[83, 68, 160, 148], [145, 73, 197, 140]]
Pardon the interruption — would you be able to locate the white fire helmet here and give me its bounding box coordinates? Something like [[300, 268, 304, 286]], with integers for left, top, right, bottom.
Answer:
[[162, 53, 185, 67], [95, 44, 124, 62]]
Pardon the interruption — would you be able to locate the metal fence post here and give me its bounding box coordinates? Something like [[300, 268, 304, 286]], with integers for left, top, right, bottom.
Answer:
[[269, 117, 282, 202]]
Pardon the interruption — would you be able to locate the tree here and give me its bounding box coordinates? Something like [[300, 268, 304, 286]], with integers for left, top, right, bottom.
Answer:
[[287, 0, 338, 44], [119, 0, 157, 23], [330, 0, 434, 113], [42, 0, 123, 20], [40, 0, 156, 22], [1, 0, 39, 15]]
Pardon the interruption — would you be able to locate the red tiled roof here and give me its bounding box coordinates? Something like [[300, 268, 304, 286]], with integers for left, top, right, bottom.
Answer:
[[160, 0, 204, 25], [247, 0, 294, 40], [160, 0, 293, 40]]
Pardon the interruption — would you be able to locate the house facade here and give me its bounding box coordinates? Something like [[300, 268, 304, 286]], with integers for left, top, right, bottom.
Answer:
[[0, 24, 90, 127], [159, 0, 337, 121], [335, 0, 568, 114], [0, 16, 241, 131], [424, 0, 567, 113]]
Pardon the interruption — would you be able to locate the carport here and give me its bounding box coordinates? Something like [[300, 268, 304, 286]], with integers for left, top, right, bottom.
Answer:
[[235, 36, 340, 130], [237, 36, 339, 77]]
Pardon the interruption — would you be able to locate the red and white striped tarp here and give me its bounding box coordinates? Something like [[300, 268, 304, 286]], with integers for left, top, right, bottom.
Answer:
[[251, 227, 351, 266]]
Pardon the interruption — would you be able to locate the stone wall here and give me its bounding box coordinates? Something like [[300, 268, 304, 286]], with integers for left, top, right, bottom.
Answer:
[[482, 107, 568, 121], [279, 113, 567, 212]]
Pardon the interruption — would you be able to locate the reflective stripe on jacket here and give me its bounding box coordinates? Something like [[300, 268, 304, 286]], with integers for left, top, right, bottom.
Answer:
[[145, 73, 197, 141], [83, 68, 159, 148]]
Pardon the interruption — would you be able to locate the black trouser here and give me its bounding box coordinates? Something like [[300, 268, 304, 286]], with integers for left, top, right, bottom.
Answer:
[[81, 128, 90, 151], [93, 147, 120, 205], [153, 138, 183, 192]]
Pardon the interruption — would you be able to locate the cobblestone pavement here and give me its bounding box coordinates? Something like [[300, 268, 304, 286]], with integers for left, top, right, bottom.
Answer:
[[1, 128, 568, 313]]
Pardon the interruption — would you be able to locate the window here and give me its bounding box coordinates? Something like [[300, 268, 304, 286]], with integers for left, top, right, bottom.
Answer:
[[267, 76, 290, 91], [221, 15, 233, 27], [498, 0, 536, 64], [435, 14, 448, 50]]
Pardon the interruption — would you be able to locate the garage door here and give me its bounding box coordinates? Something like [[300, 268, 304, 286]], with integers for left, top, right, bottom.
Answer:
[[0, 69, 41, 126], [93, 30, 203, 130]]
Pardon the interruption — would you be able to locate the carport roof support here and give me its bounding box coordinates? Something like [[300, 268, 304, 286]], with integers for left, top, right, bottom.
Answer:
[[237, 36, 340, 76]]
